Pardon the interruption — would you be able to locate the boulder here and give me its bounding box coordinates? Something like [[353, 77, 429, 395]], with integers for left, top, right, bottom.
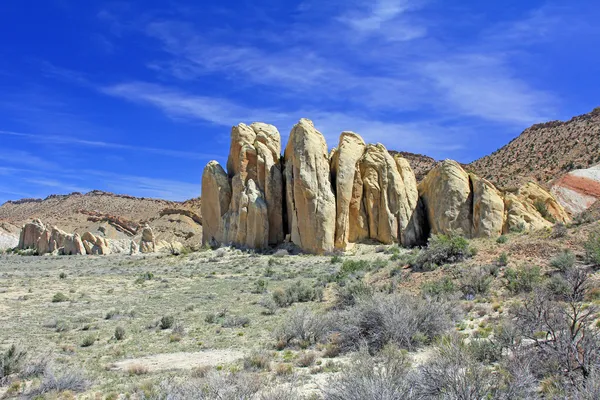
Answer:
[[471, 174, 505, 238], [93, 237, 111, 255], [419, 160, 473, 237], [284, 119, 336, 254], [332, 132, 366, 250], [18, 219, 46, 250], [36, 230, 51, 255]]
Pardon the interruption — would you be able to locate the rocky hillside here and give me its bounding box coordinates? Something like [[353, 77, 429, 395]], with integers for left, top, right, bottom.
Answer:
[[388, 151, 438, 181], [0, 191, 202, 246], [470, 107, 600, 190]]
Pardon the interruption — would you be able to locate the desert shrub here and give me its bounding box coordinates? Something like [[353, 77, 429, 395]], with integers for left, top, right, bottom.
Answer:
[[273, 249, 288, 257], [160, 315, 175, 330], [337, 259, 370, 279], [26, 368, 90, 396], [59, 272, 67, 279], [331, 292, 460, 353], [204, 313, 217, 324], [421, 276, 456, 299], [546, 275, 570, 298], [322, 346, 412, 400], [414, 336, 495, 399], [496, 235, 508, 244], [243, 350, 271, 371], [412, 234, 472, 271], [81, 335, 95, 347], [252, 279, 268, 294], [114, 326, 126, 341], [295, 351, 317, 367], [330, 255, 343, 264], [275, 307, 329, 347], [458, 266, 494, 298], [334, 279, 374, 308], [550, 250, 575, 272], [551, 222, 568, 238], [259, 296, 278, 315], [135, 271, 155, 284], [584, 230, 600, 266], [51, 292, 69, 303], [127, 364, 149, 376], [498, 252, 509, 266], [145, 371, 263, 399], [468, 339, 502, 363], [222, 316, 250, 328], [504, 265, 541, 294], [272, 281, 323, 307], [1, 344, 27, 380], [535, 199, 555, 223]]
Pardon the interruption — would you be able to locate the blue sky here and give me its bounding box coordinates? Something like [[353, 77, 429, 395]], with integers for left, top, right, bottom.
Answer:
[[0, 0, 599, 203]]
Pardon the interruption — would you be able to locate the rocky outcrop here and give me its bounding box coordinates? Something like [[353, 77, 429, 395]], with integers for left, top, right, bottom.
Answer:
[[18, 219, 46, 250], [503, 182, 570, 233], [200, 119, 571, 253], [139, 225, 156, 253], [284, 119, 336, 254]]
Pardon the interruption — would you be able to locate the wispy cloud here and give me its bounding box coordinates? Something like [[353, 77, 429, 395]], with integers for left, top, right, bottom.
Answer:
[[337, 0, 426, 41], [0, 150, 59, 170], [422, 54, 556, 125], [0, 129, 219, 160]]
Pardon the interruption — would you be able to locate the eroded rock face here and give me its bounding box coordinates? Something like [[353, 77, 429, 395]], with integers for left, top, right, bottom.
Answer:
[[503, 182, 570, 233], [201, 161, 231, 245], [284, 119, 336, 254], [419, 160, 473, 237], [394, 155, 427, 246], [332, 132, 366, 250], [18, 219, 46, 250], [471, 174, 505, 238], [202, 123, 283, 250]]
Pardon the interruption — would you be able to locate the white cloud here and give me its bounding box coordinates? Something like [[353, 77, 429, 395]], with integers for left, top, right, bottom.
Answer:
[[422, 54, 556, 125], [0, 129, 219, 160]]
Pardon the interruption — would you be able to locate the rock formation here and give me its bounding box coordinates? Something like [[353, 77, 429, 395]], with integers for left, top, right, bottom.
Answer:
[[284, 119, 336, 254], [200, 120, 570, 253], [15, 220, 179, 256], [201, 123, 283, 250]]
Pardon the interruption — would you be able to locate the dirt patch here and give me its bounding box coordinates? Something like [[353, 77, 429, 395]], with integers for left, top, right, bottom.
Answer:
[[112, 350, 245, 372]]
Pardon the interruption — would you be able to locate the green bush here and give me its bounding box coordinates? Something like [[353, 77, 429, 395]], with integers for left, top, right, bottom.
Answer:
[[334, 279, 374, 308], [496, 235, 508, 244], [339, 260, 370, 277], [330, 255, 343, 264], [534, 199, 555, 223], [160, 315, 175, 330], [114, 326, 126, 341], [421, 277, 456, 299], [550, 251, 575, 272], [1, 344, 27, 379], [81, 335, 95, 347], [504, 266, 542, 294], [584, 231, 600, 266], [412, 234, 473, 271], [497, 252, 509, 266], [252, 279, 268, 294], [272, 281, 323, 307], [52, 292, 69, 303], [458, 266, 493, 298], [59, 272, 67, 279]]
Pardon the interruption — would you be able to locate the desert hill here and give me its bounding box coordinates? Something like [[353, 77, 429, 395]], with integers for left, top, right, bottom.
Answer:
[[387, 151, 438, 181], [469, 107, 600, 190], [0, 190, 202, 247]]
